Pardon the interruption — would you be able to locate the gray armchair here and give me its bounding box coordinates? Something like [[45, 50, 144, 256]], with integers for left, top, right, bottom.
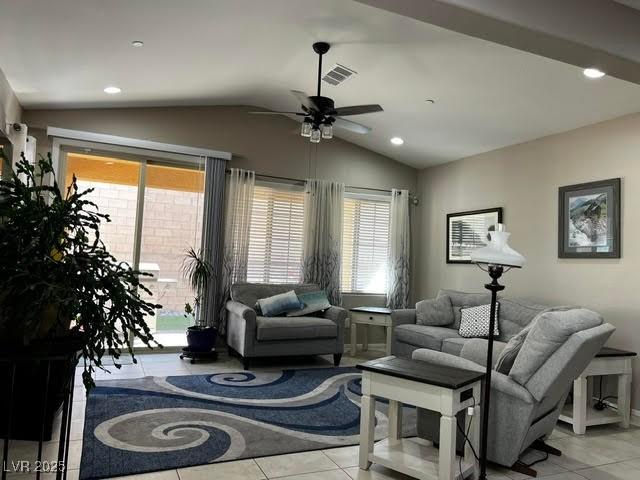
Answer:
[[411, 311, 614, 472], [226, 283, 347, 369]]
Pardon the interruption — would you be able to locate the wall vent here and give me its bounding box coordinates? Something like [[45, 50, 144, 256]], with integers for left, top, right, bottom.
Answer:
[[322, 64, 357, 86]]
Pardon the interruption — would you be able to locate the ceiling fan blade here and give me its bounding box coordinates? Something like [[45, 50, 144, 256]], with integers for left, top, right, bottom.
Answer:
[[290, 90, 317, 111], [334, 104, 383, 116], [249, 111, 306, 116], [333, 117, 371, 134]]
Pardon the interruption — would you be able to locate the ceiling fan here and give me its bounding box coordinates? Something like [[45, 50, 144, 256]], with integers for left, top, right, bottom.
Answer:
[[249, 42, 383, 143]]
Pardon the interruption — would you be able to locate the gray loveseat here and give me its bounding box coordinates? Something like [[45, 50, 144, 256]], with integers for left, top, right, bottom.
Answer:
[[226, 283, 347, 369], [392, 290, 615, 471]]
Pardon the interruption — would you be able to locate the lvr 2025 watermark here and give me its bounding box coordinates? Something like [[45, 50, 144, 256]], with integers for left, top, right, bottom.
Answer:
[[3, 460, 66, 473]]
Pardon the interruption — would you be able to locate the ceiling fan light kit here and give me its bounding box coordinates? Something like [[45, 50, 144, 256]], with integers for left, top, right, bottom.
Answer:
[[321, 123, 333, 139], [250, 42, 383, 144], [301, 119, 313, 137]]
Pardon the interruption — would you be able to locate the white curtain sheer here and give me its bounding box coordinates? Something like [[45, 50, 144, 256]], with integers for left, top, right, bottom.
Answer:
[[219, 168, 255, 332], [386, 188, 410, 309], [302, 179, 344, 305]]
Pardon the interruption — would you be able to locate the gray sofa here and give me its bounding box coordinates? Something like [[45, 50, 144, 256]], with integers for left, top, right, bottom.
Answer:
[[226, 282, 347, 369], [392, 290, 615, 470], [391, 289, 550, 359]]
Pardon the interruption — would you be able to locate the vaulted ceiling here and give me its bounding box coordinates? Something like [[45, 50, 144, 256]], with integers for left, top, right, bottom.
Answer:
[[1, 0, 640, 168]]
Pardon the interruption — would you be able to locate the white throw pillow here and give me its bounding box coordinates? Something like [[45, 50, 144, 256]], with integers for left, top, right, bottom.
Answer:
[[458, 303, 500, 338]]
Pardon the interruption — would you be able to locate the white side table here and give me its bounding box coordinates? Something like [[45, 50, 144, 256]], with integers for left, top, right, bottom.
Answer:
[[559, 347, 636, 434], [350, 306, 393, 356], [358, 356, 483, 480]]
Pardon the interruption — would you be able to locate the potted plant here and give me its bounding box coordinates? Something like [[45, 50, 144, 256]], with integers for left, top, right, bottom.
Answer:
[[182, 248, 217, 353], [0, 153, 161, 439]]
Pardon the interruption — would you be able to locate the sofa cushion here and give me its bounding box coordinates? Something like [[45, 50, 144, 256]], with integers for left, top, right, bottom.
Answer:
[[498, 298, 548, 341], [438, 290, 491, 329], [416, 295, 454, 327], [442, 337, 469, 356], [394, 324, 461, 351], [460, 338, 508, 367], [256, 316, 337, 341], [509, 308, 603, 385], [232, 283, 320, 309]]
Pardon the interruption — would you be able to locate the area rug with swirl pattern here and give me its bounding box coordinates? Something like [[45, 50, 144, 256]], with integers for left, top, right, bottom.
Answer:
[[80, 367, 416, 479]]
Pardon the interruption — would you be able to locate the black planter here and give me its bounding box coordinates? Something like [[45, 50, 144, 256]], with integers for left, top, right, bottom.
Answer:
[[186, 326, 217, 352], [0, 333, 82, 441]]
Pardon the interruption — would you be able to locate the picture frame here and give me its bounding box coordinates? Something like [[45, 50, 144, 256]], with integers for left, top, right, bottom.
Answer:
[[446, 207, 503, 264], [558, 178, 621, 258]]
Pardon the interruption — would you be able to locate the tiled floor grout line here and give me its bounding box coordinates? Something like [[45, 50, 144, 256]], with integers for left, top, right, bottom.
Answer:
[[253, 458, 269, 479], [266, 466, 345, 479]]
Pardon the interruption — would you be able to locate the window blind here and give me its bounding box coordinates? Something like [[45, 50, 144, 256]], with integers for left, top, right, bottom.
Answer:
[[449, 217, 491, 257], [341, 196, 390, 294], [246, 184, 305, 284]]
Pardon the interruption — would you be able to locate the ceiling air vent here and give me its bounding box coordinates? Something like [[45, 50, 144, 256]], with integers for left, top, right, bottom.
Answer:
[[322, 64, 357, 86]]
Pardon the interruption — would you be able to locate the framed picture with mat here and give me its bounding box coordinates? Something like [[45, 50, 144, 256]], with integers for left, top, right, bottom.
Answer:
[[558, 178, 620, 258], [446, 207, 503, 264]]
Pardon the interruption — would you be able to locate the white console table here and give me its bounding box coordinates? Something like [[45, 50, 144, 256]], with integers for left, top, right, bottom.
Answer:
[[559, 347, 636, 434], [357, 356, 483, 480]]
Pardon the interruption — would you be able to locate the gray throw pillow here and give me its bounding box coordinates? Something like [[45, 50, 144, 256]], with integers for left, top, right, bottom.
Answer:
[[286, 291, 331, 317], [256, 290, 301, 317], [509, 308, 603, 385], [416, 295, 454, 326]]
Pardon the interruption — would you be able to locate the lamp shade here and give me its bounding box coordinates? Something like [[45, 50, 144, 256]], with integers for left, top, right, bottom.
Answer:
[[470, 224, 526, 268]]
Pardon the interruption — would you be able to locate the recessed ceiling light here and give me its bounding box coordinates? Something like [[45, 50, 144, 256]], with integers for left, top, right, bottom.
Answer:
[[131, 40, 144, 47], [390, 137, 404, 145], [583, 68, 606, 79], [103, 86, 121, 94], [105, 161, 114, 166]]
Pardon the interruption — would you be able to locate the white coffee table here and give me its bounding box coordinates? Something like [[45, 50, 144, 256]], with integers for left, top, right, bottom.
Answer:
[[357, 356, 483, 480], [350, 306, 393, 356]]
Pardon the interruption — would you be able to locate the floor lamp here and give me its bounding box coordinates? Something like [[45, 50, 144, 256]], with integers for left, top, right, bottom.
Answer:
[[470, 223, 526, 480]]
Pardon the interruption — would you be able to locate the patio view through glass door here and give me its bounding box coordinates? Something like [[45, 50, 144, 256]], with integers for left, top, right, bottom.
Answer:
[[64, 152, 205, 348], [138, 162, 205, 347]]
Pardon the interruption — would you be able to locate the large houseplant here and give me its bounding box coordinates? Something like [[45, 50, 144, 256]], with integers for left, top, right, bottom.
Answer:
[[0, 153, 161, 437], [182, 248, 217, 352]]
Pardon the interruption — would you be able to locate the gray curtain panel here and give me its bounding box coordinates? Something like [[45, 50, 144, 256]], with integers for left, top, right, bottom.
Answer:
[[200, 156, 227, 330], [302, 179, 344, 305], [386, 188, 410, 309], [219, 168, 255, 333]]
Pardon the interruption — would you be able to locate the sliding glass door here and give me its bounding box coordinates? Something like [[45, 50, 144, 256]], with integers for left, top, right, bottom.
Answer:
[[63, 152, 205, 348], [137, 162, 205, 346]]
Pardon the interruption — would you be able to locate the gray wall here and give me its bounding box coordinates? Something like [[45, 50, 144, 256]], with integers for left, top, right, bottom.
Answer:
[[24, 105, 419, 348], [415, 112, 640, 409], [0, 67, 21, 133], [24, 105, 416, 191]]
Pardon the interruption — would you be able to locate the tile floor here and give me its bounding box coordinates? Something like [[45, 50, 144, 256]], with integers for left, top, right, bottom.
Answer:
[[5, 349, 640, 480]]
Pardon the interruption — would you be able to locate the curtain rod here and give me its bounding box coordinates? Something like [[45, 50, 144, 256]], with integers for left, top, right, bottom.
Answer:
[[224, 169, 413, 197]]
